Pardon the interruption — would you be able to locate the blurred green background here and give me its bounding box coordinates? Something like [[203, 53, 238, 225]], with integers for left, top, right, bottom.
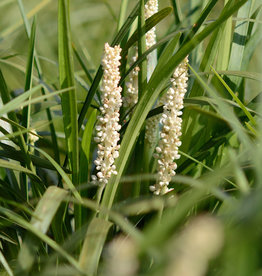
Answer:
[[0, 0, 261, 98]]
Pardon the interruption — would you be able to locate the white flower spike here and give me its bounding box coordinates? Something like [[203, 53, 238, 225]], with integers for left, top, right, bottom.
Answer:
[[145, 0, 158, 49], [93, 43, 122, 185], [150, 56, 189, 195]]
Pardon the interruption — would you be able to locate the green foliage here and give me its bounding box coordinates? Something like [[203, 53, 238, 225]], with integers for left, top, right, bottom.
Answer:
[[0, 0, 261, 275]]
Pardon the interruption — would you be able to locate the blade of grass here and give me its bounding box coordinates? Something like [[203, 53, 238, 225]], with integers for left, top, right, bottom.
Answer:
[[245, 122, 258, 136], [0, 206, 84, 274], [140, 188, 205, 251], [0, 142, 71, 173], [79, 109, 97, 189], [170, 0, 182, 25], [227, 0, 254, 95], [117, 0, 129, 31], [211, 66, 256, 126], [15, 186, 68, 274], [0, 85, 41, 117], [228, 149, 250, 194], [17, 0, 60, 165], [21, 19, 36, 202], [182, 0, 219, 45], [34, 147, 82, 202], [58, 0, 79, 182], [0, 69, 34, 177], [73, 44, 93, 85], [58, 0, 80, 231], [216, 0, 232, 70], [78, 218, 112, 276], [0, 249, 13, 276], [0, 159, 40, 182], [241, 13, 262, 77], [181, 0, 247, 163], [188, 64, 252, 150], [138, 0, 147, 97], [0, 86, 71, 117]]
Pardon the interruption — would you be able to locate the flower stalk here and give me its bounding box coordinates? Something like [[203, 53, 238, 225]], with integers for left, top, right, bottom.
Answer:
[[150, 56, 189, 195], [92, 43, 122, 185]]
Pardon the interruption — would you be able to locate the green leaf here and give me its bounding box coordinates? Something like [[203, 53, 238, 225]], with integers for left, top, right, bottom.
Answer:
[[73, 44, 93, 85], [188, 64, 252, 150], [0, 85, 70, 118], [21, 16, 36, 135], [0, 206, 83, 274], [58, 0, 79, 194], [17, 0, 60, 165], [16, 186, 68, 274], [211, 66, 256, 126], [215, 0, 232, 70], [125, 7, 173, 50], [79, 108, 97, 224], [138, 0, 147, 97], [0, 159, 40, 182], [78, 218, 112, 275], [0, 249, 14, 276], [227, 0, 254, 94], [0, 142, 71, 173], [241, 13, 262, 80], [117, 0, 129, 31], [0, 85, 41, 117], [79, 109, 97, 186], [24, 19, 35, 92], [0, 68, 33, 172], [182, 0, 219, 45], [34, 147, 82, 202]]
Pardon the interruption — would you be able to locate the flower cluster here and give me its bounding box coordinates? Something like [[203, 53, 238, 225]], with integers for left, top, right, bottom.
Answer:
[[124, 0, 158, 110], [92, 43, 122, 185], [150, 56, 189, 195], [145, 0, 158, 49], [144, 0, 159, 144], [124, 52, 139, 108]]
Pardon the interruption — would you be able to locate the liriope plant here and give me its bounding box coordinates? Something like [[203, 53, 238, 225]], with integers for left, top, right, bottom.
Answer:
[[0, 0, 261, 275]]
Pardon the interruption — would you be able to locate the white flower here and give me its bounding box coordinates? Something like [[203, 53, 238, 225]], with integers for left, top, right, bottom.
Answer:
[[92, 43, 122, 185], [145, 0, 158, 49], [124, 51, 139, 108], [28, 129, 39, 144], [150, 56, 189, 195], [144, 0, 159, 143]]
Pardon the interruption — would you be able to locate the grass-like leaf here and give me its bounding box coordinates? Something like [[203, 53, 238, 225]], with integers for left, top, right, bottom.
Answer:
[[15, 186, 68, 274], [58, 0, 79, 193]]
